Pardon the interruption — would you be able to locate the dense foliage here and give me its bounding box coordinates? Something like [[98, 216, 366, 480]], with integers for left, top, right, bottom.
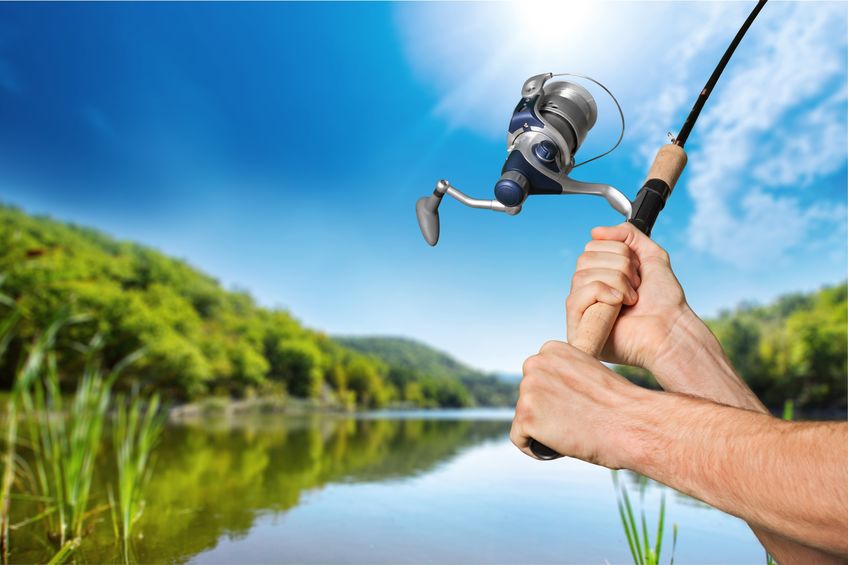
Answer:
[[617, 283, 847, 412], [0, 205, 514, 408], [708, 283, 847, 412], [337, 336, 518, 407]]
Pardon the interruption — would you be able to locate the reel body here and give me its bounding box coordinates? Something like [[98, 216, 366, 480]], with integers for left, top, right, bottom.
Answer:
[[416, 73, 630, 246]]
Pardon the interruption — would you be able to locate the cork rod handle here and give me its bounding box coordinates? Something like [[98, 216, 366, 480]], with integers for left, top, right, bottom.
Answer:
[[571, 144, 687, 357], [528, 143, 688, 461]]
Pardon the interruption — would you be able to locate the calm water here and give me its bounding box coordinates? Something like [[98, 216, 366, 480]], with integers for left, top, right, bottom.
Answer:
[[12, 409, 764, 564]]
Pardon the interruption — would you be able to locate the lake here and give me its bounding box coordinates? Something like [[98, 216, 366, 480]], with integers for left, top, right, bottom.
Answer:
[[11, 408, 765, 563]]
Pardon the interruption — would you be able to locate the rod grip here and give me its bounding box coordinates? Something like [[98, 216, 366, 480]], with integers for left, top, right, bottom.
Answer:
[[575, 145, 685, 356], [528, 144, 688, 461], [645, 144, 687, 189]]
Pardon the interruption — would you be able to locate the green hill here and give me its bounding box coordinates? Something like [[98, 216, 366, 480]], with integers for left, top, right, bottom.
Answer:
[[336, 336, 518, 407], [0, 204, 509, 408]]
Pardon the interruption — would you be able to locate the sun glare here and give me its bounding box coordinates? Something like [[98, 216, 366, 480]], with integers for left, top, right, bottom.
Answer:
[[506, 1, 599, 56]]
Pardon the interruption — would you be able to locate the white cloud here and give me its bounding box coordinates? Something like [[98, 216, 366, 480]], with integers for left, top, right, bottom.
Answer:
[[676, 3, 848, 266]]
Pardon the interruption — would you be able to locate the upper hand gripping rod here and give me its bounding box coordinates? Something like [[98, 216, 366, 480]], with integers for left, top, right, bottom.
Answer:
[[528, 0, 768, 460]]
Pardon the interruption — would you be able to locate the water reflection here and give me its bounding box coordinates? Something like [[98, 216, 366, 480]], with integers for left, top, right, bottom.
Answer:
[[81, 412, 511, 563], [12, 409, 762, 564]]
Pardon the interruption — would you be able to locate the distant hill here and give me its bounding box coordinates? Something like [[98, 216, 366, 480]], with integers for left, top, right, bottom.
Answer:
[[0, 204, 510, 408], [336, 336, 517, 407]]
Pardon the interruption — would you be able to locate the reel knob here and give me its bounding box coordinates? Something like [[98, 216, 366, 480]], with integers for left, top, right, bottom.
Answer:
[[494, 170, 529, 208], [533, 140, 558, 163]]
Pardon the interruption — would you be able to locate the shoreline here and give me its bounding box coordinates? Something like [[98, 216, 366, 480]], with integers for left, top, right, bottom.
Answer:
[[167, 395, 516, 422]]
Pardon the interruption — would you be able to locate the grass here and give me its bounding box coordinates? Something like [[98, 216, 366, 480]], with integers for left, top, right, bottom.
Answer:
[[0, 287, 160, 564], [782, 399, 794, 421], [20, 332, 116, 546], [612, 471, 677, 565], [1, 307, 67, 564], [111, 389, 165, 563]]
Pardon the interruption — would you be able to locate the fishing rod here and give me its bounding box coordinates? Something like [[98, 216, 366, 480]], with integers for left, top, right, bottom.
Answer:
[[415, 0, 769, 459]]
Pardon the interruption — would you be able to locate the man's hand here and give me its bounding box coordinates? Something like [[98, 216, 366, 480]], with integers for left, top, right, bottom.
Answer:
[[510, 340, 650, 469], [567, 223, 764, 411], [567, 222, 689, 371]]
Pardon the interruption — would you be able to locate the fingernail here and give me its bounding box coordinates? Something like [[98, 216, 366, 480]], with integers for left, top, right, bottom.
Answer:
[[610, 288, 623, 299]]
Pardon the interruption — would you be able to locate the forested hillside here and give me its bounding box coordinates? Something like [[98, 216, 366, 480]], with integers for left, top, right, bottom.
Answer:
[[337, 337, 518, 407], [617, 283, 847, 412], [0, 205, 512, 408], [2, 205, 843, 412]]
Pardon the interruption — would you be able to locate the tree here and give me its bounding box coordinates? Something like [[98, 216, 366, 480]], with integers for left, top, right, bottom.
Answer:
[[267, 339, 323, 399]]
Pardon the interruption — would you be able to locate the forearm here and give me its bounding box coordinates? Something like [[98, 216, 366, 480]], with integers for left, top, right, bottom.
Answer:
[[644, 308, 844, 562], [623, 392, 848, 556], [642, 309, 841, 562]]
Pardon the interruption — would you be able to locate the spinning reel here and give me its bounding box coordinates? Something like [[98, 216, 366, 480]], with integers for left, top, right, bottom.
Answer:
[[416, 72, 632, 246]]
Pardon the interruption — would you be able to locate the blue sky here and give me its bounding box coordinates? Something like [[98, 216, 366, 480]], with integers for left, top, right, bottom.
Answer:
[[0, 2, 846, 373]]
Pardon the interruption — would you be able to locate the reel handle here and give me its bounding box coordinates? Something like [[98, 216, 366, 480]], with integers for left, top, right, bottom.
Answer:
[[528, 143, 688, 461]]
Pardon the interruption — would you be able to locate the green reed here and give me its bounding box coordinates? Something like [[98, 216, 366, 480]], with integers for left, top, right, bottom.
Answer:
[[1, 307, 68, 564], [20, 334, 116, 547], [613, 471, 677, 565], [0, 295, 146, 564], [111, 389, 164, 563]]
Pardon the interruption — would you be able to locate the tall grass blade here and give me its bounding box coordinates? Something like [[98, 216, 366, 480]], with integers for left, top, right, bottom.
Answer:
[[640, 491, 650, 563], [113, 389, 164, 563], [782, 400, 794, 421], [670, 523, 678, 565], [612, 472, 675, 565], [654, 494, 666, 564], [45, 537, 80, 565]]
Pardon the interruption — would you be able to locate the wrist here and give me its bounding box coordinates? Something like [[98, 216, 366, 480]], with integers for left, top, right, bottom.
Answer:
[[614, 386, 668, 472], [646, 305, 717, 383], [646, 306, 766, 412]]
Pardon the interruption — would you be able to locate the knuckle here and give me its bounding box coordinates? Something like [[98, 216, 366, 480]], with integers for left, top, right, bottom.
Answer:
[[514, 395, 534, 423], [539, 340, 563, 355], [571, 271, 586, 288], [522, 355, 541, 376], [590, 280, 608, 295], [509, 424, 522, 448]]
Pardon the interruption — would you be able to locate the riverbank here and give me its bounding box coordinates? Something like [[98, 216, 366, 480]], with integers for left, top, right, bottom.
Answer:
[[168, 395, 352, 422], [166, 395, 518, 422]]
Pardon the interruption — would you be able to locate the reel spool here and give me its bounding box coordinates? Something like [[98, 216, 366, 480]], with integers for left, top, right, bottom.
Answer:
[[416, 72, 629, 246]]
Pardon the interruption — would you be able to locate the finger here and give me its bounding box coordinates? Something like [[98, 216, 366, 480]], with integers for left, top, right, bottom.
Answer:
[[583, 240, 638, 265], [571, 268, 638, 305], [575, 251, 641, 288], [590, 223, 668, 263], [509, 420, 530, 452], [566, 281, 625, 342]]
